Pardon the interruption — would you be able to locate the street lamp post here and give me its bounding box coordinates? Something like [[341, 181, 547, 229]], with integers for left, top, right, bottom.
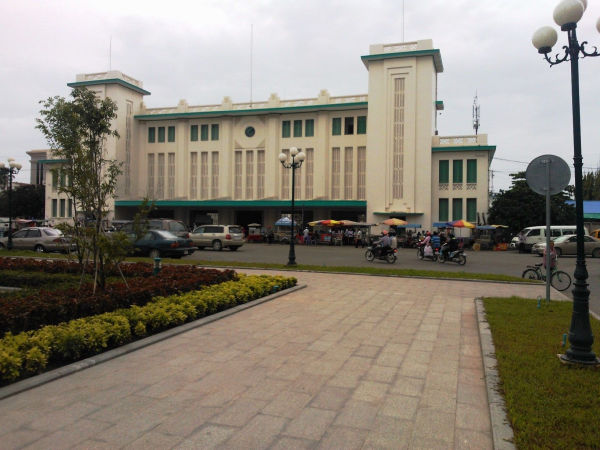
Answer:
[[279, 147, 305, 266], [0, 159, 22, 250], [532, 0, 600, 365]]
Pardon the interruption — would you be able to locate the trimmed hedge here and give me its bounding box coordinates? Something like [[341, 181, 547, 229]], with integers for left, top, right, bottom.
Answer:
[[0, 274, 296, 383], [0, 258, 160, 278], [0, 265, 236, 334]]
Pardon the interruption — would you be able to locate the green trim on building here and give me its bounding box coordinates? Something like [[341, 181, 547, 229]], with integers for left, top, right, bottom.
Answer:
[[361, 49, 444, 73], [38, 159, 69, 164], [436, 100, 444, 111], [115, 200, 367, 208], [134, 102, 369, 120], [432, 145, 496, 152], [67, 78, 151, 96], [372, 211, 424, 216]]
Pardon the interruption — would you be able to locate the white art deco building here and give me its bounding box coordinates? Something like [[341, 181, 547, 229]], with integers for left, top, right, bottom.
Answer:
[[40, 39, 495, 230]]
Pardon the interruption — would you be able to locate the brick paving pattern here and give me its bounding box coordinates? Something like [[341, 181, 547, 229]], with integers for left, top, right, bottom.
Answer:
[[0, 271, 556, 449]]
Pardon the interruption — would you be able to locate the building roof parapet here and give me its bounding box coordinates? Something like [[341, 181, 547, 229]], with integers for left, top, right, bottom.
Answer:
[[433, 134, 488, 147], [68, 71, 151, 96], [362, 40, 443, 72]]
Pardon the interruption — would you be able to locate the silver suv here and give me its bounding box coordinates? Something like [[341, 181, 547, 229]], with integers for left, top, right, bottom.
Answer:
[[190, 225, 244, 251]]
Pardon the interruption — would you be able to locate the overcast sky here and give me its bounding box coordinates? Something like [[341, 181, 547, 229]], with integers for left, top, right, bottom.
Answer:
[[1, 0, 599, 191]]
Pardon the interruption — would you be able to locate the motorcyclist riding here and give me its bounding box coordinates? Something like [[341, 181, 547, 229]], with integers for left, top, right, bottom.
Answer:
[[442, 233, 459, 260], [374, 230, 392, 257]]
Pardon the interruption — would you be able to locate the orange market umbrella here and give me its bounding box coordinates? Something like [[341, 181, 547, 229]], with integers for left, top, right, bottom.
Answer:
[[383, 218, 408, 226], [319, 220, 342, 226], [449, 219, 475, 228]]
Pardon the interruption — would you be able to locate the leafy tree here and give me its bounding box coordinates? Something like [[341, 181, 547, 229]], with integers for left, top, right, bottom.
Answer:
[[582, 168, 600, 200], [0, 185, 45, 219], [487, 171, 576, 236], [36, 87, 121, 291]]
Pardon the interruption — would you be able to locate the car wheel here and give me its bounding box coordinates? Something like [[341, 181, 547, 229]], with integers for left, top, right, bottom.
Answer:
[[149, 249, 160, 259], [34, 245, 46, 253], [212, 240, 223, 251], [592, 248, 600, 258]]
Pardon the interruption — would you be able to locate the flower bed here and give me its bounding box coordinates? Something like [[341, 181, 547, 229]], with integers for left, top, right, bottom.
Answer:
[[0, 274, 296, 383]]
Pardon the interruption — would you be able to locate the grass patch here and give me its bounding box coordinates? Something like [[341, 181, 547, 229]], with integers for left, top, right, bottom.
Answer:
[[483, 297, 600, 449]]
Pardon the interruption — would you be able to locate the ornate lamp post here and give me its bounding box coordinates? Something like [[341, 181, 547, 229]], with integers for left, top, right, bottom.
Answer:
[[279, 147, 305, 266], [0, 159, 22, 250], [532, 0, 600, 365]]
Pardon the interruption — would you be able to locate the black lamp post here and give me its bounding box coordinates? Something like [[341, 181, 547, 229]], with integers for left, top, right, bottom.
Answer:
[[279, 147, 305, 266], [532, 0, 600, 365], [0, 159, 22, 250]]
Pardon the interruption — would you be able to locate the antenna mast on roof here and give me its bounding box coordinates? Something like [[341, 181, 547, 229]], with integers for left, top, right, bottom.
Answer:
[[250, 24, 253, 107], [402, 0, 405, 42], [473, 91, 480, 135]]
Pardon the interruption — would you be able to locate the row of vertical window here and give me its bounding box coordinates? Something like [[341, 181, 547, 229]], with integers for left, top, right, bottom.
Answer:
[[438, 198, 477, 222], [332, 116, 367, 136], [50, 198, 73, 218], [282, 120, 314, 138], [330, 146, 367, 200], [148, 126, 176, 143], [233, 150, 265, 200], [280, 148, 314, 200], [51, 170, 71, 191], [190, 124, 220, 142], [439, 159, 477, 183]]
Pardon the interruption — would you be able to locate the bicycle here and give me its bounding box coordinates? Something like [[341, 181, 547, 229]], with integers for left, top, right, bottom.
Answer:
[[521, 263, 571, 291]]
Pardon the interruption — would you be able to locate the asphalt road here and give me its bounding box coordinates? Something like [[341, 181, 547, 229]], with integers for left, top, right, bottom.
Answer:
[[184, 242, 600, 317]]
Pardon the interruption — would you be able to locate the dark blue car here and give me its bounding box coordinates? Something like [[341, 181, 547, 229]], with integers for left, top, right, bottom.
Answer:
[[133, 230, 197, 259]]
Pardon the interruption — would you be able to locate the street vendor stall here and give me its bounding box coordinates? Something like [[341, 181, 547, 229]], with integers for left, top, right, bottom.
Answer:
[[472, 225, 509, 250]]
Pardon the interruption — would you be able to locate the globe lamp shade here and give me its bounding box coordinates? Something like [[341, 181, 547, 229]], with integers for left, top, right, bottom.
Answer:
[[290, 147, 298, 157], [553, 0, 584, 28], [279, 153, 287, 163], [296, 152, 306, 162], [532, 26, 558, 53]]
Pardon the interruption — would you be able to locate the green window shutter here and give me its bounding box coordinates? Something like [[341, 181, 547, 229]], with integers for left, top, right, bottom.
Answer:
[[201, 124, 209, 141], [439, 160, 449, 183], [158, 127, 165, 142], [52, 199, 57, 217], [305, 119, 314, 137], [68, 199, 73, 217], [148, 127, 155, 143], [357, 116, 367, 134], [332, 118, 341, 135], [439, 199, 449, 222], [293, 120, 302, 137], [191, 125, 198, 141], [452, 160, 463, 183], [467, 159, 477, 183], [52, 171, 58, 189], [467, 198, 477, 222], [59, 199, 65, 217], [211, 124, 219, 141], [168, 126, 175, 142], [452, 198, 463, 221], [59, 171, 65, 188], [282, 121, 290, 138]]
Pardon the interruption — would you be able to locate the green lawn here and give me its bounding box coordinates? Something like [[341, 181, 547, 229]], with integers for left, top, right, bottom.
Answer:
[[483, 297, 600, 449]]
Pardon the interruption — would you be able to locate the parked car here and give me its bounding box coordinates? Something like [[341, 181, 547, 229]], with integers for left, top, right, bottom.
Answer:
[[532, 234, 600, 258], [120, 219, 190, 239], [190, 225, 245, 251], [0, 227, 74, 253], [131, 230, 197, 259], [516, 225, 579, 252]]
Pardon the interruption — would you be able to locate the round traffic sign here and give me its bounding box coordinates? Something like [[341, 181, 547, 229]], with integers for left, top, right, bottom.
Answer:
[[526, 154, 571, 196]]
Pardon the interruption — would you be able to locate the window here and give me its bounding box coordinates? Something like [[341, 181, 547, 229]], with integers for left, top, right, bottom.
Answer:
[[68, 199, 73, 217], [148, 127, 156, 143], [190, 153, 198, 198], [158, 127, 165, 143], [147, 154, 154, 198], [59, 199, 65, 217], [467, 198, 477, 222], [280, 149, 290, 199], [211, 124, 219, 141], [357, 146, 366, 200], [201, 124, 209, 141], [344, 117, 354, 135], [393, 78, 405, 199], [439, 199, 449, 222], [305, 119, 314, 137], [332, 118, 341, 136], [294, 152, 302, 200], [282, 120, 291, 138], [467, 159, 477, 183], [357, 116, 367, 134], [331, 147, 340, 198], [304, 148, 313, 199], [211, 152, 219, 197], [191, 125, 198, 142], [168, 126, 175, 142], [246, 151, 254, 199], [344, 147, 353, 199], [157, 153, 165, 198], [293, 120, 302, 137], [52, 171, 57, 191], [453, 160, 463, 183], [439, 160, 449, 183], [257, 150, 265, 198], [200, 152, 208, 199], [234, 151, 242, 199], [452, 198, 463, 221], [168, 153, 175, 198], [52, 199, 57, 217]]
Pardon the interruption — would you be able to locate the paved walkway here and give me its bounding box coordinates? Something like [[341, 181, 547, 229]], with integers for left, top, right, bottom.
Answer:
[[0, 271, 561, 449]]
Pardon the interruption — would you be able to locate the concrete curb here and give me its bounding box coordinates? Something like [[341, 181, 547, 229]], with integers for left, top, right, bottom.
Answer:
[[0, 284, 306, 401], [475, 298, 516, 450]]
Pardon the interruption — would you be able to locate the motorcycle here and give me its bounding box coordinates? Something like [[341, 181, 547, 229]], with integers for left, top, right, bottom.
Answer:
[[417, 242, 439, 261], [438, 244, 466, 265], [365, 246, 397, 264]]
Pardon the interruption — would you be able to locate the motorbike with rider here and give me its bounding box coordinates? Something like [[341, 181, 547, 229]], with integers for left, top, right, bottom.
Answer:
[[438, 233, 466, 265], [365, 230, 397, 263]]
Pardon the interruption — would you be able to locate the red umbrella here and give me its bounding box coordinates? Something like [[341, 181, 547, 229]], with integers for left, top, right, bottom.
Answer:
[[449, 220, 475, 229]]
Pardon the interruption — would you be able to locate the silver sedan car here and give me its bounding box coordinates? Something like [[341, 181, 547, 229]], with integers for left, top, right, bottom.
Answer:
[[532, 234, 600, 258], [0, 227, 74, 253]]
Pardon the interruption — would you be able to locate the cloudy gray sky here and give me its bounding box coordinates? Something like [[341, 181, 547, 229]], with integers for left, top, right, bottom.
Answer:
[[1, 0, 599, 190]]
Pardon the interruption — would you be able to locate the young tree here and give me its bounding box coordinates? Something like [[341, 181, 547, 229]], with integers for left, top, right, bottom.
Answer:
[[487, 171, 576, 236], [36, 87, 121, 290], [582, 168, 600, 200]]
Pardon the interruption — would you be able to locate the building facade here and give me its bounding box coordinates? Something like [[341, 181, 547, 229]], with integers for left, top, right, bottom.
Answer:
[[40, 39, 495, 230]]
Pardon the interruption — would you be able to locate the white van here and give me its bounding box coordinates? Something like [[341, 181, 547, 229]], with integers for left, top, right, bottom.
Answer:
[[517, 225, 583, 252]]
